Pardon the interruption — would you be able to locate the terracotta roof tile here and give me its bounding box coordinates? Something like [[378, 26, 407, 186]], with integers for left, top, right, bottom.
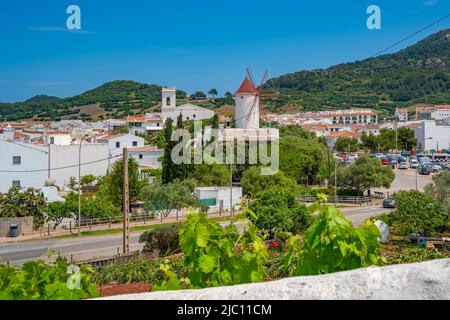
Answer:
[[236, 77, 257, 95]]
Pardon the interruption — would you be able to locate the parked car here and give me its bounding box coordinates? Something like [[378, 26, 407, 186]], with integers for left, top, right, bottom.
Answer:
[[389, 158, 398, 166], [418, 165, 432, 175], [401, 151, 412, 157], [399, 162, 408, 170], [348, 153, 359, 161], [398, 156, 407, 163], [381, 158, 390, 165], [410, 159, 419, 169], [383, 198, 396, 208], [429, 163, 442, 173]]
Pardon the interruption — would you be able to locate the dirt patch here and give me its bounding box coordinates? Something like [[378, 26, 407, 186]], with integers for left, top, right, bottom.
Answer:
[[61, 103, 105, 120], [98, 283, 152, 298]]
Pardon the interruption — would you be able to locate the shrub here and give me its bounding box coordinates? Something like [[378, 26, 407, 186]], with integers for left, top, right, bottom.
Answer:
[[425, 170, 450, 214], [92, 257, 189, 285], [154, 212, 269, 290], [284, 201, 383, 276], [248, 188, 311, 235], [376, 190, 448, 236], [241, 167, 298, 196], [0, 257, 98, 300], [0, 187, 47, 229], [139, 224, 181, 257]]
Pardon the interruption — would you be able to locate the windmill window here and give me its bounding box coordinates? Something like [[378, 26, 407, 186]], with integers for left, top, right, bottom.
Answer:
[[166, 97, 171, 106]]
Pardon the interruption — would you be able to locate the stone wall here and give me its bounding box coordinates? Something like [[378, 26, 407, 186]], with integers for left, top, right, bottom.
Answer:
[[101, 259, 450, 300], [0, 217, 34, 237]]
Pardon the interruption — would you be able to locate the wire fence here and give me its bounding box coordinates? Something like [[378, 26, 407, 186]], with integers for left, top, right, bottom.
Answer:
[[299, 194, 385, 206], [42, 208, 237, 237]]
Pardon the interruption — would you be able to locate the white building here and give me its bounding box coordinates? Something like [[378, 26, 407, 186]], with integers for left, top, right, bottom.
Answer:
[[97, 133, 145, 167], [0, 139, 48, 193], [417, 105, 450, 121], [413, 120, 450, 151], [0, 138, 111, 193], [318, 109, 378, 125], [395, 108, 408, 122], [195, 187, 242, 211], [161, 87, 215, 125], [129, 146, 163, 169], [43, 132, 72, 145], [48, 143, 109, 188]]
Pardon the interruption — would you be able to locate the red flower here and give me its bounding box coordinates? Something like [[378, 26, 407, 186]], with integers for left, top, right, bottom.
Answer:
[[272, 241, 280, 248]]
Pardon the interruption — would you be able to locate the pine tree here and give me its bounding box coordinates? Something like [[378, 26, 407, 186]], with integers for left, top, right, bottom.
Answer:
[[162, 118, 174, 184], [212, 113, 219, 129]]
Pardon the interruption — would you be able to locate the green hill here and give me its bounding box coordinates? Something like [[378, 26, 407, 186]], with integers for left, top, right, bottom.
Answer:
[[1, 29, 450, 121], [266, 28, 450, 118], [0, 81, 166, 121]]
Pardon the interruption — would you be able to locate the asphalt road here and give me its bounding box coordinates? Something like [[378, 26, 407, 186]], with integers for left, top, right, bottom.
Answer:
[[0, 208, 390, 266]]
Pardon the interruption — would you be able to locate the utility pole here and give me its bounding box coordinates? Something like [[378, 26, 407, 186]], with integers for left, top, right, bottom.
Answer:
[[395, 121, 398, 153], [123, 147, 130, 254], [334, 160, 338, 207], [326, 144, 331, 188], [229, 163, 234, 215], [78, 135, 87, 236], [415, 168, 418, 191]]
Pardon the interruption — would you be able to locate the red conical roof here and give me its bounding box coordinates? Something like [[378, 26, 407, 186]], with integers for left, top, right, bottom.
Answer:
[[236, 77, 258, 95]]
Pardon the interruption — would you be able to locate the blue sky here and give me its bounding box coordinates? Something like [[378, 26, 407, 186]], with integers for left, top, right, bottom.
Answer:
[[0, 0, 449, 102]]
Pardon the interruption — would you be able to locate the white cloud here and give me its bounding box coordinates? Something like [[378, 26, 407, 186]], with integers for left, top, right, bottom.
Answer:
[[28, 26, 93, 34], [423, 0, 439, 6], [150, 45, 185, 54]]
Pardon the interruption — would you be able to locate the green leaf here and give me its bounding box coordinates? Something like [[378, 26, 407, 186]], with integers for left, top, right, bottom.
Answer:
[[198, 254, 217, 273]]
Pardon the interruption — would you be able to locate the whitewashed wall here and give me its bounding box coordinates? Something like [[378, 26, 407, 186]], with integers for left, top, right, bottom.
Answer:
[[49, 144, 109, 187], [0, 140, 48, 193]]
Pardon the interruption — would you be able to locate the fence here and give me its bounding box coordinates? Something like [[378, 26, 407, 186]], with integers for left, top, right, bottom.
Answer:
[[299, 195, 385, 206], [42, 208, 236, 237]]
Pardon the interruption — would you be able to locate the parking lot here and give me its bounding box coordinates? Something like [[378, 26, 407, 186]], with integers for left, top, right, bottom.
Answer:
[[374, 167, 434, 195]]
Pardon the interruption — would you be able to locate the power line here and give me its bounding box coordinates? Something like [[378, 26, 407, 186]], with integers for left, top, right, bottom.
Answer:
[[372, 12, 450, 58], [0, 154, 123, 173]]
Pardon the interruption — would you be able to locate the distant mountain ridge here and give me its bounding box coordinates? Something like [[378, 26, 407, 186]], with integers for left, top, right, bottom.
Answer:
[[1, 29, 450, 121], [266, 28, 450, 117]]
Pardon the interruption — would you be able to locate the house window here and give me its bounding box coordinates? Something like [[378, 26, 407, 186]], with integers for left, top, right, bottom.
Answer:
[[50, 137, 55, 144], [12, 180, 20, 188], [116, 141, 120, 148], [12, 156, 21, 165], [139, 154, 143, 160], [132, 141, 138, 147], [193, 114, 196, 119]]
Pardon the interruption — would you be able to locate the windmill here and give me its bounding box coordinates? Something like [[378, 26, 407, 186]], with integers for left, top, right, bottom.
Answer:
[[235, 68, 278, 129]]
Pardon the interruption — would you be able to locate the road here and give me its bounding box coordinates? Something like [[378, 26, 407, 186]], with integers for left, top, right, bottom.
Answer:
[[0, 208, 390, 266]]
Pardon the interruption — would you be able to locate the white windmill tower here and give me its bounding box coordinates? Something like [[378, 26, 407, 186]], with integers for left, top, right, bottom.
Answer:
[[235, 68, 277, 129]]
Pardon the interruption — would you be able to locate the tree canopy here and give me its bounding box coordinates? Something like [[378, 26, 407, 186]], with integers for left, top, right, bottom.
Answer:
[[337, 156, 395, 195]]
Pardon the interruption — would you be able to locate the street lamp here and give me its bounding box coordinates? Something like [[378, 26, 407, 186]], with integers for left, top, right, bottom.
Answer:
[[78, 134, 88, 235]]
